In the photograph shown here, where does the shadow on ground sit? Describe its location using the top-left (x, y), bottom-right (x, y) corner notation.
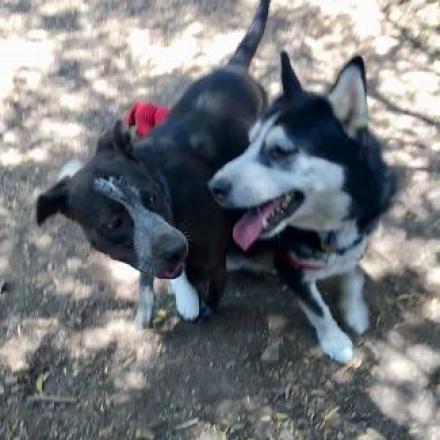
top-left (0, 0), bottom-right (439, 439)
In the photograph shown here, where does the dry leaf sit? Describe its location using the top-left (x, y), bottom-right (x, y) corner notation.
top-left (35, 372), bottom-right (49, 394)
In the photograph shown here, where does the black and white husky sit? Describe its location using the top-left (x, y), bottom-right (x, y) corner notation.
top-left (210, 52), bottom-right (397, 363)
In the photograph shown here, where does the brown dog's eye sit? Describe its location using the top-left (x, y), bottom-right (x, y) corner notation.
top-left (106, 216), bottom-right (123, 230)
top-left (141, 192), bottom-right (157, 207)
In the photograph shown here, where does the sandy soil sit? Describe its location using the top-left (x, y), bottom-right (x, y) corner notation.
top-left (0, 0), bottom-right (439, 438)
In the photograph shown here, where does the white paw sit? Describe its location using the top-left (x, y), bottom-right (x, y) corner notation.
top-left (175, 289), bottom-right (199, 321)
top-left (317, 327), bottom-right (353, 364)
top-left (172, 271), bottom-right (200, 321)
top-left (134, 306), bottom-right (153, 328)
top-left (344, 301), bottom-right (369, 334)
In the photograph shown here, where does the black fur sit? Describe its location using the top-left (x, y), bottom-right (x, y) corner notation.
top-left (36, 0), bottom-right (271, 317)
top-left (262, 92), bottom-right (397, 233)
top-left (229, 0), bottom-right (270, 67)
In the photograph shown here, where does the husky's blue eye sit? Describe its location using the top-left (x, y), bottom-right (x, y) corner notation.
top-left (269, 145), bottom-right (292, 161)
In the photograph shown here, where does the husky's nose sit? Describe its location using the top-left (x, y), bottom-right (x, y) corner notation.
top-left (209, 178), bottom-right (231, 203)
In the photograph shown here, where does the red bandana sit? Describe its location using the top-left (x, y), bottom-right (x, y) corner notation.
top-left (124, 101), bottom-right (170, 138)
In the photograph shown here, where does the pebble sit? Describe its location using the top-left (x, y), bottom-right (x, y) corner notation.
top-left (135, 429), bottom-right (155, 440)
top-left (267, 314), bottom-right (288, 334)
top-left (261, 340), bottom-right (281, 363)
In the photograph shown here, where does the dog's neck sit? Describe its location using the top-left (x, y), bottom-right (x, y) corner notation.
top-left (280, 220), bottom-right (365, 262)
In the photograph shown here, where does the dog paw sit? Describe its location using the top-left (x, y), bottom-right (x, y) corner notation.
top-left (176, 290), bottom-right (200, 322)
top-left (317, 327), bottom-right (353, 364)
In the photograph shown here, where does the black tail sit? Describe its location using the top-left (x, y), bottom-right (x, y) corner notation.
top-left (228, 0), bottom-right (271, 68)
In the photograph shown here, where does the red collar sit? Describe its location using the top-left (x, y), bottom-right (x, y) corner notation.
top-left (124, 101), bottom-right (170, 138)
top-left (276, 251), bottom-right (327, 271)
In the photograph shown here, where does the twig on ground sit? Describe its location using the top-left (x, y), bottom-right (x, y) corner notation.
top-left (26, 394), bottom-right (78, 404)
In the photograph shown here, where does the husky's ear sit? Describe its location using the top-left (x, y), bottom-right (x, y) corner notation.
top-left (280, 51), bottom-right (302, 97)
top-left (36, 178), bottom-right (70, 225)
top-left (328, 56), bottom-right (368, 137)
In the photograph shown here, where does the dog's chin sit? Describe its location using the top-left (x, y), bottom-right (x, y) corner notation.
top-left (137, 261), bottom-right (184, 280)
top-left (156, 261), bottom-right (185, 280)
top-left (232, 190), bottom-right (304, 251)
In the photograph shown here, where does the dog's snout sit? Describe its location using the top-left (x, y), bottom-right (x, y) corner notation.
top-left (155, 233), bottom-right (188, 265)
top-left (209, 178), bottom-right (231, 203)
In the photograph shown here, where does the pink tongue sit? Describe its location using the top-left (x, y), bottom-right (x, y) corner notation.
top-left (233, 199), bottom-right (280, 251)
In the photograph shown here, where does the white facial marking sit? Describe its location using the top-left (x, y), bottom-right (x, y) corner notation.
top-left (265, 125), bottom-right (294, 151)
top-left (215, 120), bottom-right (351, 230)
top-left (172, 271), bottom-right (200, 321)
top-left (248, 120), bottom-right (262, 142)
top-left (339, 269), bottom-right (369, 334)
top-left (300, 283), bottom-right (353, 364)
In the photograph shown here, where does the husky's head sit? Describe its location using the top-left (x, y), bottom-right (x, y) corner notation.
top-left (209, 52), bottom-right (396, 251)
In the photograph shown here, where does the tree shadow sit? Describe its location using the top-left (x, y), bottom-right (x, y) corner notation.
top-left (1, 0), bottom-right (439, 438)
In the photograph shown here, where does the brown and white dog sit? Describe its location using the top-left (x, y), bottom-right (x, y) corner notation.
top-left (36, 0), bottom-right (271, 326)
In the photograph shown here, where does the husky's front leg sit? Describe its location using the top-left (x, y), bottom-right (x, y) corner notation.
top-left (134, 272), bottom-right (155, 327)
top-left (339, 267), bottom-right (369, 334)
top-left (298, 282), bottom-right (353, 364)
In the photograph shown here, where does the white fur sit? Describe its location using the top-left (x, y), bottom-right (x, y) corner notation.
top-left (328, 64), bottom-right (368, 137)
top-left (212, 122), bottom-right (351, 231)
top-left (134, 283), bottom-right (155, 327)
top-left (172, 271), bottom-right (200, 321)
top-left (265, 125), bottom-right (295, 151)
top-left (300, 283), bottom-right (353, 364)
top-left (57, 159), bottom-right (84, 181)
top-left (339, 269), bottom-right (369, 334)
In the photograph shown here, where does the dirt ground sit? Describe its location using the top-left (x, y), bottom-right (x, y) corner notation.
top-left (0, 0), bottom-right (439, 439)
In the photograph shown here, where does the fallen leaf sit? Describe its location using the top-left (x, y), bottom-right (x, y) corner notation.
top-left (274, 412), bottom-right (289, 421)
top-left (35, 372), bottom-right (49, 394)
top-left (156, 308), bottom-right (168, 319)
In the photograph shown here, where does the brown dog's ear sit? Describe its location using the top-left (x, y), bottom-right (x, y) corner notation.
top-left (96, 120), bottom-right (134, 156)
top-left (36, 178), bottom-right (70, 225)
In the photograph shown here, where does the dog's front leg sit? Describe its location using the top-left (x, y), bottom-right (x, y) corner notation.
top-left (134, 272), bottom-right (155, 327)
top-left (171, 270), bottom-right (200, 321)
top-left (297, 281), bottom-right (354, 364)
top-left (338, 267), bottom-right (369, 334)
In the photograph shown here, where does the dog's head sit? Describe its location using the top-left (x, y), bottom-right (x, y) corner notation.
top-left (37, 121), bottom-right (188, 278)
top-left (210, 52), bottom-right (396, 251)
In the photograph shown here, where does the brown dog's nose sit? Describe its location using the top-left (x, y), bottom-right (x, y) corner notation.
top-left (209, 178), bottom-right (231, 203)
top-left (155, 233), bottom-right (188, 265)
